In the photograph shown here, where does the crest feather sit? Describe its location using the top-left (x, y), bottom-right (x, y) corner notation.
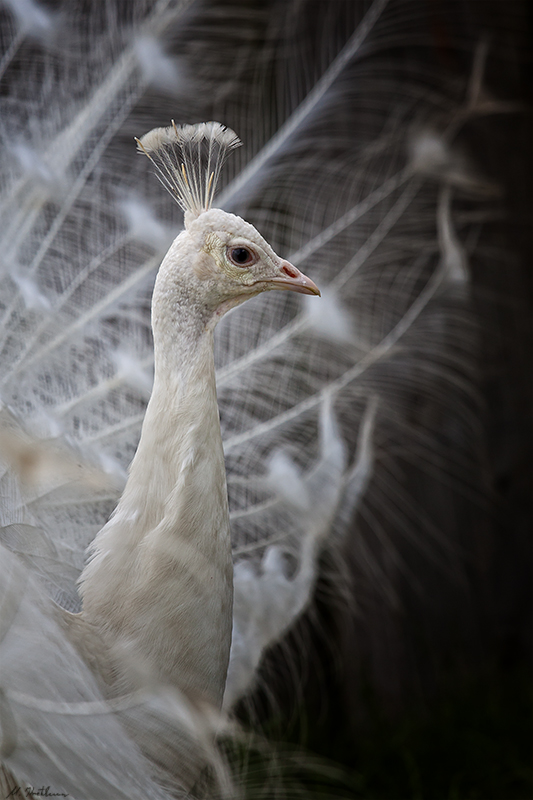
top-left (136, 121), bottom-right (241, 217)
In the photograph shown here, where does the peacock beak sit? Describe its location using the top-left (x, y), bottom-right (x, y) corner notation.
top-left (260, 260), bottom-right (321, 296)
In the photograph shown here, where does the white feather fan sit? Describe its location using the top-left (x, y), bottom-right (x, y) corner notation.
top-left (0, 0), bottom-right (526, 796)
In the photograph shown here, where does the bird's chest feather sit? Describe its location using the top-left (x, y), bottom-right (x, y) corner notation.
top-left (80, 374), bottom-right (233, 705)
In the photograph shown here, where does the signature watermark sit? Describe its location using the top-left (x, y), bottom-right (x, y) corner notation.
top-left (5, 788), bottom-right (69, 799)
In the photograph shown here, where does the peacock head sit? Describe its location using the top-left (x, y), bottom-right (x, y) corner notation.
top-left (137, 122), bottom-right (319, 323)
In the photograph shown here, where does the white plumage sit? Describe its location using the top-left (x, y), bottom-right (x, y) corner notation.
top-left (79, 124), bottom-right (320, 715)
top-left (0, 0), bottom-right (526, 797)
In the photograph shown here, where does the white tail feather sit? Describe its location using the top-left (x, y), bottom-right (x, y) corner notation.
top-left (0, 0), bottom-right (525, 796)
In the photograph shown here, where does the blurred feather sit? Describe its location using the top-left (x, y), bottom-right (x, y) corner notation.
top-left (0, 0), bottom-right (529, 796)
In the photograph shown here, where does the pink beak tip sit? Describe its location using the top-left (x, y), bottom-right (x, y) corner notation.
top-left (280, 262), bottom-right (321, 296)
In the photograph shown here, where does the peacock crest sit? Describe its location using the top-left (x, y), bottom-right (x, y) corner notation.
top-left (136, 121), bottom-right (241, 218)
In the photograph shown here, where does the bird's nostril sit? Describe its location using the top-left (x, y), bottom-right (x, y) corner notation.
top-left (281, 263), bottom-right (299, 279)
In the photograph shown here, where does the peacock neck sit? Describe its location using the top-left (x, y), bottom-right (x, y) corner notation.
top-left (79, 297), bottom-right (233, 707)
top-left (126, 322), bottom-right (220, 536)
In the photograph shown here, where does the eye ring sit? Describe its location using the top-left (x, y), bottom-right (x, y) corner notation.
top-left (227, 245), bottom-right (257, 268)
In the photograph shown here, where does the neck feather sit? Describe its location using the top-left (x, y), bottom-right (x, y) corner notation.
top-left (79, 297), bottom-right (233, 707)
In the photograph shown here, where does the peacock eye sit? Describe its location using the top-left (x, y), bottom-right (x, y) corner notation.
top-left (227, 246), bottom-right (257, 267)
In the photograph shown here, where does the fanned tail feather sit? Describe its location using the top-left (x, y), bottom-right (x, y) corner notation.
top-left (0, 0), bottom-right (528, 796)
